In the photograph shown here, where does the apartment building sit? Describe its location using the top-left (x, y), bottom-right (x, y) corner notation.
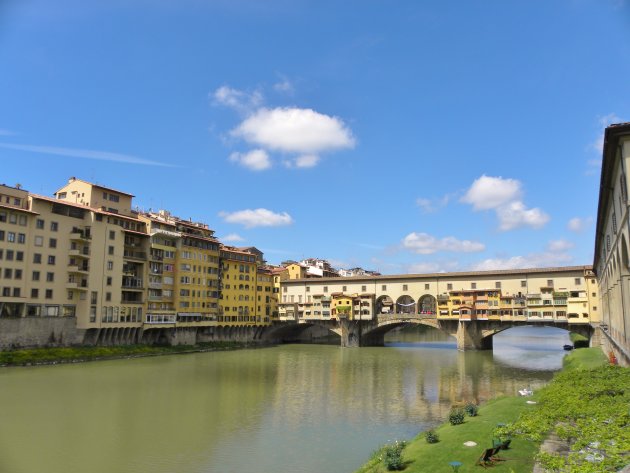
top-left (218, 245), bottom-right (259, 325)
top-left (594, 121), bottom-right (630, 364)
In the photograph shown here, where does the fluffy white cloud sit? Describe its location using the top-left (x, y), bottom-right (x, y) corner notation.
top-left (416, 194), bottom-right (452, 214)
top-left (461, 175), bottom-right (522, 210)
top-left (547, 239), bottom-right (574, 252)
top-left (568, 217), bottom-right (594, 233)
top-left (406, 261), bottom-right (460, 274)
top-left (232, 107), bottom-right (355, 155)
top-left (461, 175), bottom-right (549, 231)
top-left (229, 149), bottom-right (271, 171)
top-left (402, 232), bottom-right (485, 255)
top-left (212, 86), bottom-right (263, 114)
top-left (284, 154), bottom-right (320, 168)
top-left (219, 208), bottom-right (293, 228)
top-left (221, 233), bottom-right (245, 242)
top-left (496, 201), bottom-right (550, 231)
top-left (471, 250), bottom-right (573, 271)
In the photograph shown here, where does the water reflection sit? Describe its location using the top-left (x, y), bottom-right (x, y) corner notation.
top-left (0, 326), bottom-right (568, 473)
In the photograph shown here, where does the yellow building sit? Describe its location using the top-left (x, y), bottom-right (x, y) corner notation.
top-left (219, 246), bottom-right (258, 325)
top-left (331, 293), bottom-right (354, 319)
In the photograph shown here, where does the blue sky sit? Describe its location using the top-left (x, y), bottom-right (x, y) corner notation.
top-left (1, 0), bottom-right (629, 273)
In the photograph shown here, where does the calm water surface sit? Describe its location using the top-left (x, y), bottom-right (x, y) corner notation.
top-left (0, 326), bottom-right (570, 473)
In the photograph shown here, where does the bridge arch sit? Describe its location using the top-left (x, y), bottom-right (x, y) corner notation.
top-left (395, 295), bottom-right (416, 314)
top-left (475, 323), bottom-right (594, 350)
top-left (417, 294), bottom-right (436, 315)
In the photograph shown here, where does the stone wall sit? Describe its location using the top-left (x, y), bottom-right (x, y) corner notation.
top-left (0, 317), bottom-right (84, 350)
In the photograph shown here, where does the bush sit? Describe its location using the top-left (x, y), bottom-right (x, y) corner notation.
top-left (448, 408), bottom-right (465, 425)
top-left (425, 429), bottom-right (439, 444)
top-left (382, 440), bottom-right (406, 471)
top-left (464, 403), bottom-right (478, 417)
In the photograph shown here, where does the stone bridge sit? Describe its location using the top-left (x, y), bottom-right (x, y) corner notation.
top-left (262, 314), bottom-right (597, 350)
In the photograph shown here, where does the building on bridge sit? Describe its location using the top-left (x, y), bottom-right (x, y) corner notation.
top-left (594, 121), bottom-right (630, 365)
top-left (279, 266), bottom-right (598, 326)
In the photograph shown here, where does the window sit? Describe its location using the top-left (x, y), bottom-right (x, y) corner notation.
top-left (2, 287), bottom-right (9, 297)
top-left (402, 284), bottom-right (408, 291)
top-left (108, 246), bottom-right (114, 255)
top-left (447, 283), bottom-right (453, 290)
top-left (382, 285), bottom-right (387, 291)
top-left (67, 291), bottom-right (73, 301)
top-left (362, 285), bottom-right (367, 292)
top-left (12, 288), bottom-right (20, 297)
top-left (36, 219), bottom-right (44, 229)
top-left (49, 238), bottom-right (57, 248)
top-left (0, 230), bottom-right (3, 241)
top-left (4, 268), bottom-right (12, 278)
top-left (46, 272), bottom-right (54, 282)
top-left (33, 253), bottom-right (41, 264)
top-left (31, 288), bottom-right (39, 298)
top-left (343, 286), bottom-right (347, 292)
top-left (7, 232), bottom-right (15, 242)
top-left (16, 251), bottom-right (23, 261)
top-left (306, 286), bottom-right (310, 292)
top-left (6, 250), bottom-right (13, 260)
top-left (109, 230), bottom-right (115, 240)
top-left (471, 282), bottom-right (477, 289)
top-left (574, 278), bottom-right (581, 285)
top-left (50, 221), bottom-right (58, 231)
top-left (495, 282), bottom-right (501, 289)
top-left (106, 277), bottom-right (112, 286)
top-left (32, 271), bottom-right (40, 281)
top-left (48, 255), bottom-right (56, 265)
top-left (425, 283), bottom-right (430, 290)
top-left (45, 289), bottom-right (53, 299)
top-left (34, 236), bottom-right (43, 246)
top-left (17, 233), bottom-right (25, 243)
top-left (107, 261), bottom-right (113, 270)
top-left (105, 292), bottom-right (111, 302)
top-left (91, 291), bottom-right (98, 304)
top-left (521, 280), bottom-right (526, 288)
top-left (15, 269), bottom-right (22, 280)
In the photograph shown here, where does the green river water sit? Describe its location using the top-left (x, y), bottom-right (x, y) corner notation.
top-left (0, 326), bottom-right (570, 473)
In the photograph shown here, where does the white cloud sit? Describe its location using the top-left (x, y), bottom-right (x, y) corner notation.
top-left (212, 85), bottom-right (263, 114)
top-left (273, 77), bottom-right (294, 94)
top-left (232, 107), bottom-right (355, 156)
top-left (219, 208), bottom-right (293, 228)
top-left (461, 175), bottom-right (549, 231)
top-left (567, 217), bottom-right (594, 233)
top-left (229, 149), bottom-right (271, 171)
top-left (547, 239), bottom-right (574, 252)
top-left (495, 201), bottom-right (550, 231)
top-left (416, 194), bottom-right (452, 214)
top-left (406, 261), bottom-right (460, 274)
top-left (0, 142), bottom-right (173, 167)
top-left (284, 154), bottom-right (320, 168)
top-left (471, 249), bottom-right (573, 271)
top-left (461, 175), bottom-right (522, 210)
top-left (402, 232), bottom-right (485, 255)
top-left (221, 233), bottom-right (245, 243)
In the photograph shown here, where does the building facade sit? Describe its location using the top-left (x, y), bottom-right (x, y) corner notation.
top-left (593, 122), bottom-right (630, 365)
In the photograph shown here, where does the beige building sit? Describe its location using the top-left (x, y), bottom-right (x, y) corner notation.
top-left (281, 266), bottom-right (598, 326)
top-left (593, 121), bottom-right (630, 365)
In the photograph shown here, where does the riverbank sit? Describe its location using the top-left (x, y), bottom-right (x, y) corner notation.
top-left (0, 341), bottom-right (256, 367)
top-left (355, 347), bottom-right (621, 473)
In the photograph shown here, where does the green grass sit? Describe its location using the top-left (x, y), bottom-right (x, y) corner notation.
top-left (562, 347), bottom-right (608, 371)
top-left (569, 332), bottom-right (588, 344)
top-left (0, 341), bottom-right (247, 366)
top-left (357, 397), bottom-right (540, 473)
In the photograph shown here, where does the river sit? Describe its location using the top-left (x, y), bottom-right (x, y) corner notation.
top-left (0, 326), bottom-right (570, 473)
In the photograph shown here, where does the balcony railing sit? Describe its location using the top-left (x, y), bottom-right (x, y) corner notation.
top-left (145, 314), bottom-right (176, 324)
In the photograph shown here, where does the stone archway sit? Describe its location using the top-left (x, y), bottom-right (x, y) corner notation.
top-left (418, 294), bottom-right (437, 315)
top-left (376, 295), bottom-right (394, 314)
top-left (395, 295), bottom-right (416, 314)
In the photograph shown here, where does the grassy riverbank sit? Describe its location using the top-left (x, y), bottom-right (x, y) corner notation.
top-left (356, 347), bottom-right (621, 473)
top-left (0, 341), bottom-right (250, 367)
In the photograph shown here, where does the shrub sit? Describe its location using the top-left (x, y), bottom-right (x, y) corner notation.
top-left (449, 408), bottom-right (465, 425)
top-left (425, 429), bottom-right (439, 444)
top-left (381, 440), bottom-right (406, 471)
top-left (464, 403), bottom-right (478, 417)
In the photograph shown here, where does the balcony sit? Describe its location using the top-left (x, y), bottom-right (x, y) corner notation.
top-left (70, 229), bottom-right (91, 241)
top-left (69, 248), bottom-right (90, 258)
top-left (67, 264), bottom-right (89, 274)
top-left (122, 277), bottom-right (143, 290)
top-left (66, 280), bottom-right (88, 290)
top-left (148, 281), bottom-right (162, 289)
top-left (124, 250), bottom-right (147, 261)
